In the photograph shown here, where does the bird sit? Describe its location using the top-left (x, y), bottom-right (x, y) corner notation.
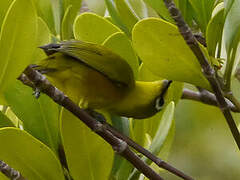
top-left (35, 40), bottom-right (172, 119)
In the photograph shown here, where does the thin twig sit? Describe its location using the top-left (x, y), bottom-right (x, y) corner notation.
top-left (0, 160), bottom-right (26, 180)
top-left (164, 0), bottom-right (240, 150)
top-left (182, 89), bottom-right (239, 112)
top-left (104, 123), bottom-right (194, 180)
top-left (19, 67), bottom-right (163, 180)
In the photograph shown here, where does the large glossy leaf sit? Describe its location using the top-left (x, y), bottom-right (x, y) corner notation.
top-left (206, 3), bottom-right (224, 57)
top-left (0, 111), bottom-right (15, 128)
top-left (0, 0), bottom-right (13, 30)
top-left (132, 18), bottom-right (210, 90)
top-left (61, 0), bottom-right (82, 40)
top-left (85, 0), bottom-right (106, 16)
top-left (0, 0), bottom-right (37, 102)
top-left (0, 128), bottom-right (65, 180)
top-left (32, 0), bottom-right (55, 34)
top-left (74, 12), bottom-right (121, 44)
top-left (61, 109), bottom-right (114, 180)
top-left (115, 0), bottom-right (139, 31)
top-left (32, 17), bottom-right (51, 64)
top-left (5, 81), bottom-right (60, 153)
top-left (103, 32), bottom-right (139, 79)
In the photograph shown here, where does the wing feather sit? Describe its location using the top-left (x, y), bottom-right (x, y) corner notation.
top-left (40, 40), bottom-right (135, 88)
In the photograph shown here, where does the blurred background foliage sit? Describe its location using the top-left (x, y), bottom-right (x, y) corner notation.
top-left (163, 82), bottom-right (240, 179)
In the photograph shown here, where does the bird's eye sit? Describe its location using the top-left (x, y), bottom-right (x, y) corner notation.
top-left (155, 97), bottom-right (165, 111)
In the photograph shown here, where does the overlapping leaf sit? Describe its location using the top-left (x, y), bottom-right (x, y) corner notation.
top-left (132, 18), bottom-right (210, 90)
top-left (0, 0), bottom-right (37, 103)
top-left (0, 128), bottom-right (65, 180)
top-left (61, 109), bottom-right (113, 180)
top-left (74, 12), bottom-right (121, 44)
top-left (5, 81), bottom-right (60, 153)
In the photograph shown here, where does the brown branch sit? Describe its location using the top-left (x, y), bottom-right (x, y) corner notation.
top-left (104, 124), bottom-right (194, 180)
top-left (0, 160), bottom-right (25, 180)
top-left (19, 67), bottom-right (163, 180)
top-left (164, 0), bottom-right (240, 150)
top-left (182, 89), bottom-right (239, 112)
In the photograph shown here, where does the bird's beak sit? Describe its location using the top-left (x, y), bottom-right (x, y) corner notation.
top-left (161, 80), bottom-right (172, 96)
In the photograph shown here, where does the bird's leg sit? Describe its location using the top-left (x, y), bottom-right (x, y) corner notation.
top-left (33, 88), bottom-right (41, 99)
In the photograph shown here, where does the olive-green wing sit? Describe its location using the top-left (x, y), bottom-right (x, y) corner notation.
top-left (40, 40), bottom-right (135, 88)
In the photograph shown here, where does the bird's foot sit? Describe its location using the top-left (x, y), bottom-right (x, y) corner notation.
top-left (85, 109), bottom-right (106, 123)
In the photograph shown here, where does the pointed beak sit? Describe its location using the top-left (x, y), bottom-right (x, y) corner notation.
top-left (161, 80), bottom-right (172, 96)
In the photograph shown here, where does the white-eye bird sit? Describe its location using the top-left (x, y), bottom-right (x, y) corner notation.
top-left (36, 40), bottom-right (172, 119)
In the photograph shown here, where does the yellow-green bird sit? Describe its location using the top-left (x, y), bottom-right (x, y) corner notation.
top-left (36, 40), bottom-right (171, 119)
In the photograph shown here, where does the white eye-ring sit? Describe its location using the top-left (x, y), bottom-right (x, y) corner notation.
top-left (155, 97), bottom-right (165, 111)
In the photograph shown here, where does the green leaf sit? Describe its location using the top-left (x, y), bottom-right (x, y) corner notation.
top-left (0, 0), bottom-right (37, 103)
top-left (105, 0), bottom-right (130, 35)
top-left (0, 0), bottom-right (14, 30)
top-left (130, 102), bottom-right (175, 178)
top-left (61, 0), bottom-right (82, 40)
top-left (188, 0), bottom-right (216, 34)
top-left (138, 63), bottom-right (163, 81)
top-left (85, 0), bottom-right (106, 16)
top-left (0, 172), bottom-right (9, 180)
top-left (50, 0), bottom-right (63, 35)
top-left (5, 81), bottom-right (60, 153)
top-left (132, 18), bottom-right (210, 90)
top-left (61, 109), bottom-right (114, 180)
top-left (174, 0), bottom-right (195, 26)
top-left (32, 17), bottom-right (51, 64)
top-left (63, 0), bottom-right (82, 13)
top-left (149, 119), bottom-right (175, 173)
top-left (32, 0), bottom-right (55, 34)
top-left (139, 63), bottom-right (183, 104)
top-left (115, 0), bottom-right (139, 31)
top-left (0, 111), bottom-right (15, 128)
top-left (128, 0), bottom-right (148, 19)
top-left (74, 12), bottom-right (121, 44)
top-left (103, 32), bottom-right (139, 79)
top-left (223, 0), bottom-right (240, 74)
top-left (206, 3), bottom-right (224, 57)
top-left (132, 110), bottom-right (164, 148)
top-left (109, 115), bottom-right (134, 180)
top-left (143, 0), bottom-right (173, 23)
top-left (147, 102), bottom-right (175, 160)
top-left (0, 128), bottom-right (65, 180)
top-left (61, 5), bottom-right (74, 40)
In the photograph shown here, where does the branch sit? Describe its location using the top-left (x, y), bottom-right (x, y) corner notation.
top-left (182, 89), bottom-right (239, 112)
top-left (0, 160), bottom-right (26, 180)
top-left (104, 124), bottom-right (194, 180)
top-left (19, 67), bottom-right (163, 180)
top-left (164, 0), bottom-right (240, 150)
